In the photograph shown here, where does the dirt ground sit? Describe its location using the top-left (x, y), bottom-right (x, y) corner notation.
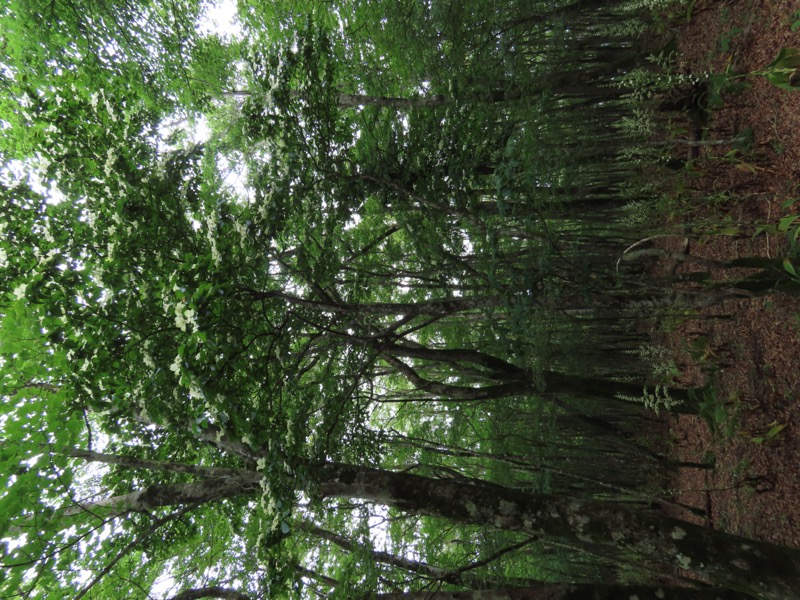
top-left (648, 0), bottom-right (800, 548)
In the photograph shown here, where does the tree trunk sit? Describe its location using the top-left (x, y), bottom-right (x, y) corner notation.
top-left (313, 462), bottom-right (800, 600)
top-left (371, 586), bottom-right (753, 600)
top-left (379, 352), bottom-right (699, 414)
top-left (59, 449), bottom-right (800, 600)
top-left (239, 286), bottom-right (505, 318)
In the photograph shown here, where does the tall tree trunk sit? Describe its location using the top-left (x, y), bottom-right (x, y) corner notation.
top-left (379, 352), bottom-right (699, 414)
top-left (313, 462), bottom-right (800, 600)
top-left (58, 449), bottom-right (800, 600)
top-left (371, 586), bottom-right (753, 600)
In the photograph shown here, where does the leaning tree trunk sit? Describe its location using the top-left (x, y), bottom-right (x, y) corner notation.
top-left (313, 462), bottom-right (800, 600)
top-left (371, 586), bottom-right (753, 600)
top-left (57, 447), bottom-right (800, 600)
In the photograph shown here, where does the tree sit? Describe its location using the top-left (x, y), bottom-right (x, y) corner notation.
top-left (2, 0), bottom-right (799, 598)
top-left (6, 444), bottom-right (800, 599)
top-left (371, 587), bottom-right (754, 600)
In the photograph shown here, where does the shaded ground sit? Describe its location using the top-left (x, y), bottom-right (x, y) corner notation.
top-left (649, 0), bottom-right (800, 548)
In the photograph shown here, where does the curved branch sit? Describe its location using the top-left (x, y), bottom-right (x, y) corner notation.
top-left (61, 477), bottom-right (260, 518)
top-left (74, 505), bottom-right (195, 600)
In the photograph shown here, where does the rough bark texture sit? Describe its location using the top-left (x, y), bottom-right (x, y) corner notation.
top-left (60, 447), bottom-right (800, 599)
top-left (373, 586), bottom-right (753, 600)
top-left (315, 462), bottom-right (800, 600)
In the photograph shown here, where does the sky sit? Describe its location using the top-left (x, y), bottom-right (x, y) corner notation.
top-left (198, 0), bottom-right (242, 39)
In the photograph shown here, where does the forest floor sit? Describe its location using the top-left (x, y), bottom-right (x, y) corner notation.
top-left (649, 0), bottom-right (800, 548)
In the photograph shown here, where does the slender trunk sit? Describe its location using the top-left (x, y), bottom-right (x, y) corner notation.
top-left (60, 475), bottom-right (260, 517)
top-left (239, 286), bottom-right (505, 317)
top-left (378, 352), bottom-right (699, 414)
top-left (297, 520), bottom-right (536, 588)
top-left (58, 447), bottom-right (248, 479)
top-left (228, 88), bottom-right (537, 109)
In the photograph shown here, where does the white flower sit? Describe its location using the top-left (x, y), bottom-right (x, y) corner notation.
top-left (12, 283), bottom-right (27, 299)
top-left (104, 147), bottom-right (116, 178)
top-left (174, 300), bottom-right (188, 331)
top-left (142, 350), bottom-right (156, 370)
top-left (104, 96), bottom-right (117, 121)
top-left (42, 225), bottom-right (55, 244)
top-left (169, 355), bottom-right (182, 375)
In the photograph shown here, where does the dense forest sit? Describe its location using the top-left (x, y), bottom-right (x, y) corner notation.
top-left (2, 0), bottom-right (800, 598)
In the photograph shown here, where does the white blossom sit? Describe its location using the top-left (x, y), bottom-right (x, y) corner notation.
top-left (42, 225), bottom-right (55, 244)
top-left (12, 283), bottom-right (27, 300)
top-left (103, 147), bottom-right (116, 178)
top-left (173, 299), bottom-right (196, 332)
top-left (205, 211), bottom-right (222, 266)
top-left (104, 96), bottom-right (117, 122)
top-left (142, 349), bottom-right (156, 370)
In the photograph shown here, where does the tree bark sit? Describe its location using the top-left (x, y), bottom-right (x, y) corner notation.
top-left (56, 450), bottom-right (800, 600)
top-left (313, 462), bottom-right (800, 600)
top-left (371, 586), bottom-right (753, 600)
top-left (378, 352), bottom-right (699, 413)
top-left (61, 476), bottom-right (260, 517)
top-left (239, 286), bottom-right (505, 317)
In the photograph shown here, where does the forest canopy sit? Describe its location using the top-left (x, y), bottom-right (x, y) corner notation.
top-left (2, 1), bottom-right (800, 599)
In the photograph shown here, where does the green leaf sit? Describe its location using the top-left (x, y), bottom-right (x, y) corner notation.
top-left (763, 48), bottom-right (800, 91)
top-left (766, 423), bottom-right (787, 439)
top-left (783, 257), bottom-right (798, 277)
top-left (765, 70), bottom-right (800, 91)
top-left (778, 215), bottom-right (799, 232)
top-left (767, 47), bottom-right (800, 70)
top-left (752, 224), bottom-right (776, 237)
